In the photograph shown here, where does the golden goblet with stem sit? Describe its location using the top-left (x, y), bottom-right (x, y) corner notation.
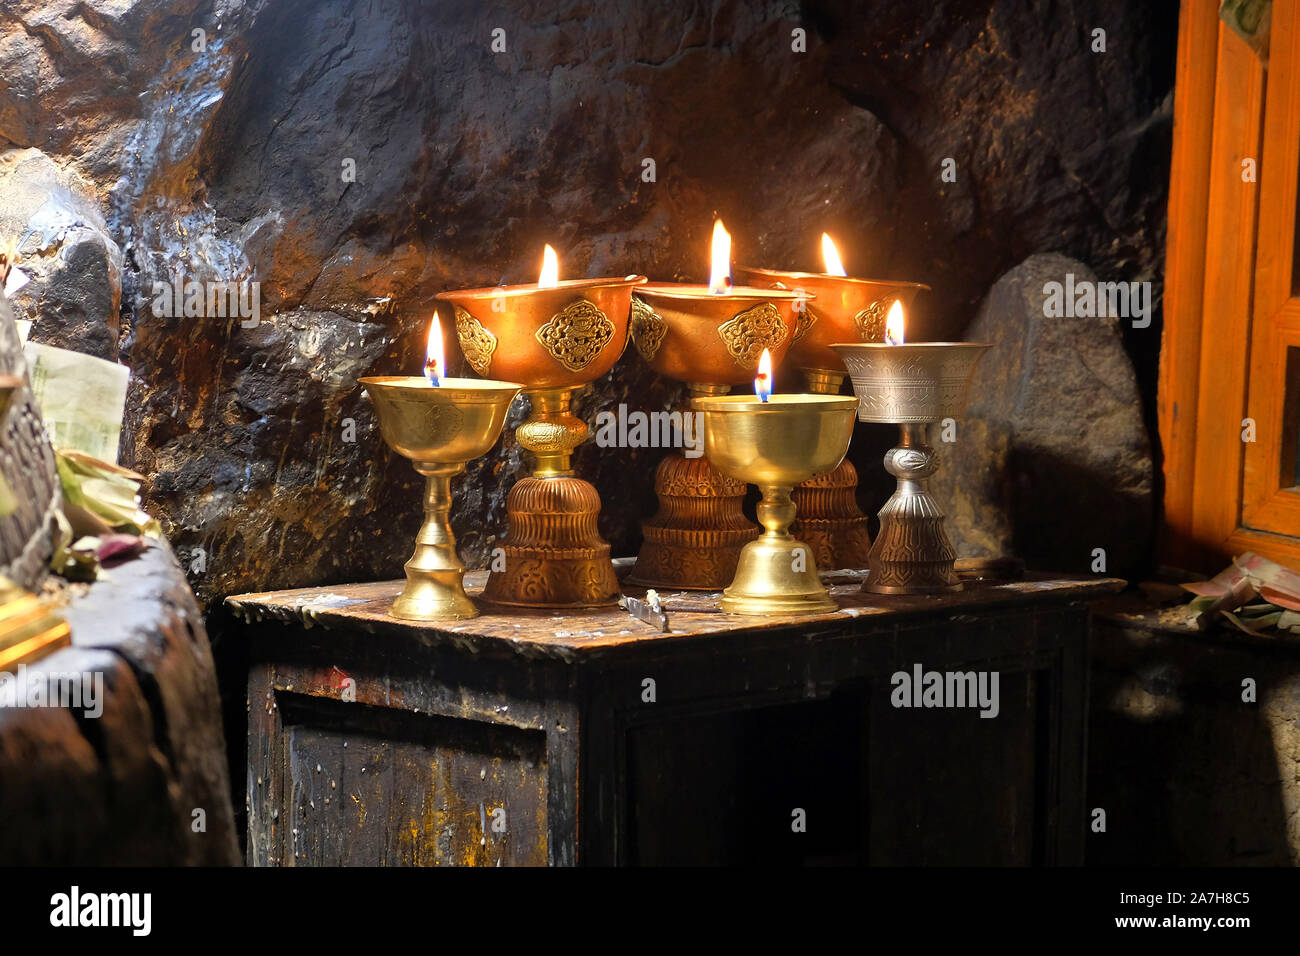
top-left (735, 262), bottom-right (929, 570)
top-left (360, 376), bottom-right (521, 620)
top-left (692, 394), bottom-right (858, 614)
top-left (624, 283), bottom-right (804, 590)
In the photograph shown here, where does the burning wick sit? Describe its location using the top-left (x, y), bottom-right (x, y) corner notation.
top-left (708, 219), bottom-right (732, 295)
top-left (755, 348), bottom-right (773, 403)
top-left (821, 233), bottom-right (848, 277)
top-left (884, 300), bottom-right (905, 346)
top-left (425, 314), bottom-right (445, 386)
top-left (539, 244), bottom-right (559, 288)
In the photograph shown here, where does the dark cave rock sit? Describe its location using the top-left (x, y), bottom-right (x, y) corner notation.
top-left (0, 0), bottom-right (1175, 606)
top-left (0, 148), bottom-right (124, 359)
top-left (929, 253), bottom-right (1154, 577)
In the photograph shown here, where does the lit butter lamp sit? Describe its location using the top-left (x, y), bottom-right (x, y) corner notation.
top-left (693, 350), bottom-right (857, 614)
top-left (436, 248), bottom-right (646, 608)
top-left (627, 220), bottom-right (807, 590)
top-left (735, 234), bottom-right (929, 570)
top-left (832, 304), bottom-right (989, 594)
top-left (360, 317), bottom-right (521, 620)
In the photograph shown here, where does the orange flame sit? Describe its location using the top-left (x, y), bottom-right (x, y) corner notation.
top-left (708, 219), bottom-right (732, 295)
top-left (425, 314), bottom-right (445, 385)
top-left (539, 244), bottom-right (559, 288)
top-left (884, 300), bottom-right (905, 346)
top-left (821, 233), bottom-right (847, 277)
top-left (755, 348), bottom-right (773, 402)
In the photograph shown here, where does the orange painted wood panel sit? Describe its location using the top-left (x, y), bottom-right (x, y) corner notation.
top-left (1160, 0), bottom-right (1223, 562)
top-left (1187, 21), bottom-right (1265, 558)
top-left (1243, 0), bottom-right (1300, 545)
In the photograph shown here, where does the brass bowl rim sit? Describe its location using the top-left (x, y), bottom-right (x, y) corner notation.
top-left (637, 282), bottom-right (812, 302)
top-left (691, 394), bottom-right (860, 412)
top-left (434, 275), bottom-right (647, 301)
top-left (359, 375), bottom-right (524, 397)
top-left (735, 266), bottom-right (931, 293)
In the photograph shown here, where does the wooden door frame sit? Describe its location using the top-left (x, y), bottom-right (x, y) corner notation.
top-left (1241, 2), bottom-right (1300, 552)
top-left (1160, 0), bottom-right (1300, 569)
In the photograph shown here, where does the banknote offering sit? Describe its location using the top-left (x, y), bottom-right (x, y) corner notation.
top-left (1182, 551), bottom-right (1300, 633)
top-left (22, 340), bottom-right (128, 464)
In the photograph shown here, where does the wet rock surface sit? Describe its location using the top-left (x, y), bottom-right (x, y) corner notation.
top-left (0, 148), bottom-right (124, 359)
top-left (0, 0), bottom-right (215, 183)
top-left (0, 0), bottom-right (1176, 605)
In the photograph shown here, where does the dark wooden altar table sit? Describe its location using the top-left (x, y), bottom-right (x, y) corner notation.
top-left (230, 568), bottom-right (1121, 866)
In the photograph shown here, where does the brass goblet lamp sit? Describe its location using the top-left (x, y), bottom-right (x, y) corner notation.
top-left (692, 392), bottom-right (857, 614)
top-left (735, 233), bottom-right (928, 570)
top-left (361, 346), bottom-right (521, 620)
top-left (625, 220), bottom-right (805, 590)
top-left (437, 246), bottom-right (645, 608)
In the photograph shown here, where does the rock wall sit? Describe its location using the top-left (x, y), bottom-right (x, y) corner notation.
top-left (932, 254), bottom-right (1154, 577)
top-left (0, 0), bottom-right (1176, 602)
top-left (0, 148), bottom-right (123, 359)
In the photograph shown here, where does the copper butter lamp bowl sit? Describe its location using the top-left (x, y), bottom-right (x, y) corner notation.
top-left (629, 284), bottom-right (804, 385)
top-left (831, 342), bottom-right (990, 594)
top-left (437, 275), bottom-right (646, 608)
top-left (625, 283), bottom-right (806, 590)
top-left (735, 266), bottom-right (930, 571)
top-left (440, 277), bottom-right (642, 389)
top-left (734, 268), bottom-right (930, 382)
top-left (359, 376), bottom-right (522, 620)
top-left (692, 393), bottom-right (857, 615)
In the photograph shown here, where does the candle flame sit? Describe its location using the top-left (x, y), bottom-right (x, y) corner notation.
top-left (708, 219), bottom-right (732, 295)
top-left (821, 233), bottom-right (847, 277)
top-left (755, 347), bottom-right (773, 402)
top-left (425, 314), bottom-right (445, 386)
top-left (539, 244), bottom-right (559, 288)
top-left (884, 300), bottom-right (905, 346)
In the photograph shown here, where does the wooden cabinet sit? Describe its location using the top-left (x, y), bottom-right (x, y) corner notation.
top-left (235, 575), bottom-right (1117, 865)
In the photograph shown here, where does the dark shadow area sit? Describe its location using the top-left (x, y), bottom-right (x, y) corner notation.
top-left (1088, 619), bottom-right (1299, 865)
